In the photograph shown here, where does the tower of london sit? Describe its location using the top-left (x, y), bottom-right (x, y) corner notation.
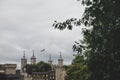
top-left (21, 51), bottom-right (66, 80)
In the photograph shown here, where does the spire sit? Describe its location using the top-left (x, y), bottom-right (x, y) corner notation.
top-left (31, 50), bottom-right (36, 64)
top-left (49, 53), bottom-right (51, 60)
top-left (48, 53), bottom-right (52, 65)
top-left (58, 51), bottom-right (63, 67)
top-left (32, 50), bottom-right (35, 57)
top-left (59, 51), bottom-right (62, 59)
top-left (22, 51), bottom-right (26, 60)
top-left (31, 50), bottom-right (36, 59)
top-left (23, 51), bottom-right (25, 57)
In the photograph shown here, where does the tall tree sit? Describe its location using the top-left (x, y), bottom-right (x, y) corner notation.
top-left (65, 54), bottom-right (90, 80)
top-left (53, 0), bottom-right (120, 80)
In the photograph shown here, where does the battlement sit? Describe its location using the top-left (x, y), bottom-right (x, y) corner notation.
top-left (4, 64), bottom-right (17, 68)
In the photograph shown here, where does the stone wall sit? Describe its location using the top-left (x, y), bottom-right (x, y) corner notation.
top-left (4, 64), bottom-right (17, 74)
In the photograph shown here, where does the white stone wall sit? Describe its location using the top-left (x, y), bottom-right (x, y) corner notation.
top-left (55, 67), bottom-right (66, 80)
top-left (5, 68), bottom-right (16, 74)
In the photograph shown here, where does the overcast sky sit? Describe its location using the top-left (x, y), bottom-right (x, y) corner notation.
top-left (0, 0), bottom-right (84, 69)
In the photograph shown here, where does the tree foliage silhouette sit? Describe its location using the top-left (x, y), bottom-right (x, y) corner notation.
top-left (53, 0), bottom-right (120, 80)
top-left (24, 61), bottom-right (51, 74)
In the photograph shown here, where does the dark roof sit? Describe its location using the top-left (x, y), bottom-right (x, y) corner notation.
top-left (6, 74), bottom-right (23, 78)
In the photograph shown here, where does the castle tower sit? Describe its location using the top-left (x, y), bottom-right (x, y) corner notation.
top-left (48, 54), bottom-right (52, 65)
top-left (31, 50), bottom-right (36, 64)
top-left (21, 51), bottom-right (27, 72)
top-left (55, 52), bottom-right (66, 80)
top-left (58, 52), bottom-right (63, 67)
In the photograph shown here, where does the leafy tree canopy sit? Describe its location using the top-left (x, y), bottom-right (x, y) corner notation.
top-left (65, 55), bottom-right (90, 80)
top-left (24, 61), bottom-right (51, 74)
top-left (53, 0), bottom-right (120, 80)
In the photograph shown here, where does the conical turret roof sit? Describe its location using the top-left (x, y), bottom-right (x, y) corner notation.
top-left (31, 50), bottom-right (36, 59)
top-left (21, 51), bottom-right (27, 60)
top-left (58, 52), bottom-right (63, 60)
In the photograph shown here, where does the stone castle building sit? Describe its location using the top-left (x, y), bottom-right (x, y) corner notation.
top-left (0, 64), bottom-right (23, 80)
top-left (0, 64), bottom-right (17, 74)
top-left (21, 51), bottom-right (66, 80)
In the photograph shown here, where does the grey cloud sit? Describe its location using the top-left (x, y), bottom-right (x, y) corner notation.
top-left (0, 0), bottom-right (84, 68)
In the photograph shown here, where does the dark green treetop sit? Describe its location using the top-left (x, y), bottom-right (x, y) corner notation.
top-left (53, 0), bottom-right (120, 80)
top-left (24, 61), bottom-right (51, 74)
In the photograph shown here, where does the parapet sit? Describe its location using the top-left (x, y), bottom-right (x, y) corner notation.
top-left (4, 64), bottom-right (17, 68)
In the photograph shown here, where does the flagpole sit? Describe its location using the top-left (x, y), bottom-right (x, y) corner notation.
top-left (44, 50), bottom-right (48, 63)
top-left (40, 49), bottom-right (46, 62)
